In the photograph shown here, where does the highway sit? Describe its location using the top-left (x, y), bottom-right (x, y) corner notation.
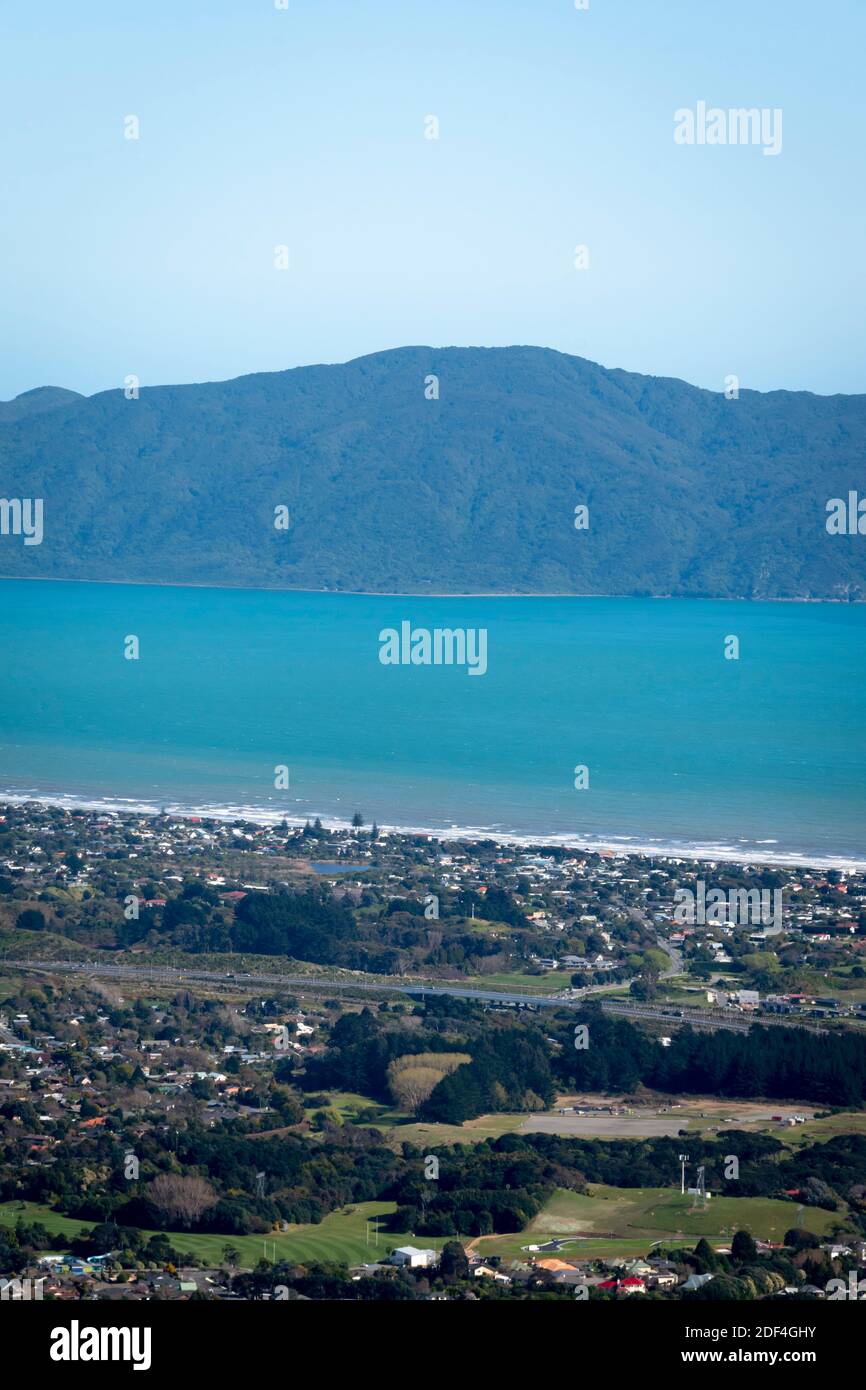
top-left (0, 957), bottom-right (597, 1009)
top-left (0, 957), bottom-right (831, 1033)
top-left (601, 1000), bottom-right (826, 1036)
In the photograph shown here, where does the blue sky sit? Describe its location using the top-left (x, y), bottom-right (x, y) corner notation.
top-left (2, 0), bottom-right (864, 397)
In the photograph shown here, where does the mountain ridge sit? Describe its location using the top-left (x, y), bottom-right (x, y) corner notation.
top-left (0, 346), bottom-right (863, 599)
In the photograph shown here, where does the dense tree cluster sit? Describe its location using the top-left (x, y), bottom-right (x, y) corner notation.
top-left (557, 1009), bottom-right (866, 1108)
top-left (419, 1029), bottom-right (555, 1123)
top-left (387, 1133), bottom-right (585, 1236)
top-left (3, 1102), bottom-right (864, 1247)
top-left (297, 1008), bottom-right (467, 1101)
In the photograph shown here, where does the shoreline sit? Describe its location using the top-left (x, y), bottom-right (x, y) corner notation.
top-left (0, 574), bottom-right (860, 603)
top-left (3, 789), bottom-right (863, 873)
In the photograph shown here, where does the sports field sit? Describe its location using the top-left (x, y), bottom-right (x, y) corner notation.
top-left (470, 1185), bottom-right (841, 1261)
top-left (0, 1199), bottom-right (446, 1269)
top-left (0, 1178), bottom-right (843, 1270)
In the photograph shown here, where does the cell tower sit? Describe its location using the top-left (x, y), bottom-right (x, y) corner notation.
top-left (693, 1164), bottom-right (708, 1209)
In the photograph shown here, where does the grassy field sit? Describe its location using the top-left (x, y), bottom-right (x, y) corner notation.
top-left (301, 1092), bottom-right (529, 1149)
top-left (396, 1094), bottom-right (841, 1146)
top-left (657, 986), bottom-right (716, 1008)
top-left (337, 1089), bottom-right (865, 1148)
top-left (389, 1113), bottom-right (527, 1148)
top-left (0, 1199), bottom-right (448, 1269)
top-left (9, 1184), bottom-right (832, 1270)
top-left (780, 1109), bottom-right (866, 1147)
top-left (472, 1184), bottom-right (842, 1261)
top-left (461, 970), bottom-right (575, 994)
top-left (0, 1176), bottom-right (846, 1271)
top-left (308, 1091), bottom-right (406, 1129)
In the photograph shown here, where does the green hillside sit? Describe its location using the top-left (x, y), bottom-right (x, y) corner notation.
top-left (1, 346), bottom-right (864, 598)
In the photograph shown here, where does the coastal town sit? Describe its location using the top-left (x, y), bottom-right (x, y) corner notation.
top-left (1, 800), bottom-right (865, 1302)
top-left (1, 800), bottom-right (864, 1017)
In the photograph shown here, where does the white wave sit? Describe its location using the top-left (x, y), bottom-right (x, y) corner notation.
top-left (1, 786), bottom-right (864, 872)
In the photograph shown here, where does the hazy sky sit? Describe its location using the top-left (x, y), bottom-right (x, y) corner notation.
top-left (2, 0), bottom-right (864, 398)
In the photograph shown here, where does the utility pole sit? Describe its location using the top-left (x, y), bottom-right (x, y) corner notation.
top-left (678, 1153), bottom-right (689, 1196)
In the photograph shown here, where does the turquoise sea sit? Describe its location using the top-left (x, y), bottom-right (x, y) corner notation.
top-left (0, 579), bottom-right (864, 867)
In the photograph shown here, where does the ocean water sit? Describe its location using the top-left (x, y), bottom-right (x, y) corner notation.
top-left (0, 579), bottom-right (864, 868)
